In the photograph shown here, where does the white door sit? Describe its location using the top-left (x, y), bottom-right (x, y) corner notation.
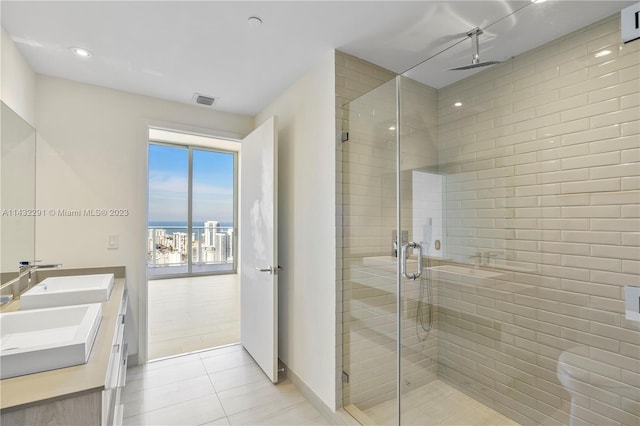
top-left (240, 116), bottom-right (279, 382)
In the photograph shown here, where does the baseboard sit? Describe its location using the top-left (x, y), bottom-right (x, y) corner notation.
top-left (283, 363), bottom-right (360, 425)
top-left (344, 404), bottom-right (376, 426)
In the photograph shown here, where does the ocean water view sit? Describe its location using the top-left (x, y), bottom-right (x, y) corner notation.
top-left (148, 221), bottom-right (234, 234)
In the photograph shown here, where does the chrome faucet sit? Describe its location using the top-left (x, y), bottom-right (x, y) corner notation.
top-left (467, 252), bottom-right (482, 269)
top-left (484, 251), bottom-right (500, 265)
top-left (18, 261), bottom-right (62, 293)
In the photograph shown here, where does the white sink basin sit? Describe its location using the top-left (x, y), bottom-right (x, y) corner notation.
top-left (20, 274), bottom-right (114, 310)
top-left (0, 303), bottom-right (102, 379)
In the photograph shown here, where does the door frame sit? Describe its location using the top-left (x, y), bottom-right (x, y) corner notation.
top-left (141, 122), bottom-right (244, 364)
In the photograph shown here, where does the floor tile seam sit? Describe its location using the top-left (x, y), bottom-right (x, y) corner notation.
top-left (200, 355), bottom-right (251, 366)
top-left (121, 377), bottom-right (212, 397)
top-left (221, 388), bottom-right (309, 418)
top-left (127, 360), bottom-right (206, 382)
top-left (204, 361), bottom-right (231, 420)
top-left (125, 364), bottom-right (204, 380)
top-left (203, 363), bottom-right (255, 375)
top-left (201, 355), bottom-right (254, 368)
top-left (123, 402), bottom-right (227, 426)
top-left (122, 386), bottom-right (219, 420)
top-left (196, 415), bottom-right (230, 426)
top-left (225, 399), bottom-right (322, 425)
top-left (205, 373), bottom-right (266, 393)
top-left (121, 374), bottom-right (216, 406)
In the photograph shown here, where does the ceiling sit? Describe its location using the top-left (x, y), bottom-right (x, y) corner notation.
top-left (1, 1), bottom-right (634, 116)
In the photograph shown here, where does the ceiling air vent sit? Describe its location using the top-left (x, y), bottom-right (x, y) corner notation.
top-left (192, 93), bottom-right (216, 107)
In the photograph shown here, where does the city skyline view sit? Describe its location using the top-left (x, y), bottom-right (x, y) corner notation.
top-left (147, 220), bottom-right (234, 272)
top-left (147, 143), bottom-right (236, 274)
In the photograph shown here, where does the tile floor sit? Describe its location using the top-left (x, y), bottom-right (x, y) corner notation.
top-left (123, 344), bottom-right (331, 426)
top-left (362, 379), bottom-right (519, 426)
top-left (148, 274), bottom-right (240, 360)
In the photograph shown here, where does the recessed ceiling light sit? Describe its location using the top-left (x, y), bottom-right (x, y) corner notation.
top-left (248, 16), bottom-right (262, 26)
top-left (71, 47), bottom-right (92, 57)
top-left (454, 102), bottom-right (463, 107)
top-left (389, 126), bottom-right (396, 131)
top-left (595, 50), bottom-right (612, 58)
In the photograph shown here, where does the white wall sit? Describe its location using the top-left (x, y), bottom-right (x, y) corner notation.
top-left (255, 53), bottom-right (337, 410)
top-left (34, 75), bottom-right (254, 360)
top-left (0, 27), bottom-right (36, 126)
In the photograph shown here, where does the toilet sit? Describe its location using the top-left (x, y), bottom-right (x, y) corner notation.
top-left (557, 346), bottom-right (633, 426)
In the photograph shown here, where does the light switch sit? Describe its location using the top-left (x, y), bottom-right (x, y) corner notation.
top-left (107, 235), bottom-right (119, 250)
top-left (624, 286), bottom-right (640, 322)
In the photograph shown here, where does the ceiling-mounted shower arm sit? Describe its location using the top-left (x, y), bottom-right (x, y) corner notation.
top-left (449, 26), bottom-right (501, 71)
top-left (468, 27), bottom-right (483, 65)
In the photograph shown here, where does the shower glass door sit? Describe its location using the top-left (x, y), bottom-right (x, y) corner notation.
top-left (341, 77), bottom-right (400, 423)
top-left (397, 76), bottom-right (443, 424)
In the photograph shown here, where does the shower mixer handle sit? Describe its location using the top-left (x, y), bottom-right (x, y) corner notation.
top-left (401, 242), bottom-right (424, 281)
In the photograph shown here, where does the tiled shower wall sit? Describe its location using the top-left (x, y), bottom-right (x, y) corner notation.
top-left (436, 14), bottom-right (639, 425)
top-left (335, 51), bottom-right (396, 409)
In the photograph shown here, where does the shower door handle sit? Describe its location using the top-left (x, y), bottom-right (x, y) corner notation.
top-left (401, 242), bottom-right (423, 281)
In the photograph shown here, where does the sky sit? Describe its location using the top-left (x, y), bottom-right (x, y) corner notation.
top-left (148, 144), bottom-right (234, 224)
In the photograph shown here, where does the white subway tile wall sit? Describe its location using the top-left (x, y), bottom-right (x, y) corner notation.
top-left (338, 13), bottom-right (639, 426)
top-left (439, 14), bottom-right (639, 426)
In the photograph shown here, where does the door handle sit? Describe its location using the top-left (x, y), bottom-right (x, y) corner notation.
top-left (256, 265), bottom-right (283, 275)
top-left (401, 242), bottom-right (423, 280)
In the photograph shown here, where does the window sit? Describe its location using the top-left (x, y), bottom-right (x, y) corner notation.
top-left (147, 132), bottom-right (238, 278)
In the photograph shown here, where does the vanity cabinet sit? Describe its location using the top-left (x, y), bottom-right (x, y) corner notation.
top-left (103, 288), bottom-right (128, 426)
top-left (0, 272), bottom-right (129, 426)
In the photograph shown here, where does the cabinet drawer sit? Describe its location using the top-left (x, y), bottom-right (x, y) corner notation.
top-left (113, 403), bottom-right (124, 426)
top-left (118, 343), bottom-right (128, 388)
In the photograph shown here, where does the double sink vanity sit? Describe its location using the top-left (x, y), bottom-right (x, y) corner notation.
top-left (0, 267), bottom-right (128, 426)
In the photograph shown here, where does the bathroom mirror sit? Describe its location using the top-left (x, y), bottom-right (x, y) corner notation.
top-left (1, 101), bottom-right (36, 284)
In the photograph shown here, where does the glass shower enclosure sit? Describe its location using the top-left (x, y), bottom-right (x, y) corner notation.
top-left (341, 14), bottom-right (639, 425)
top-left (341, 75), bottom-right (452, 426)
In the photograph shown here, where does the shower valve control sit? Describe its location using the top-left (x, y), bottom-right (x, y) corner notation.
top-left (392, 230), bottom-right (408, 257)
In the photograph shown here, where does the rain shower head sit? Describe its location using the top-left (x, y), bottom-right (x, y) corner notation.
top-left (449, 27), bottom-right (502, 71)
top-left (450, 60), bottom-right (502, 70)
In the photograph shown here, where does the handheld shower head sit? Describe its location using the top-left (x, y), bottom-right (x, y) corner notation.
top-left (449, 27), bottom-right (502, 71)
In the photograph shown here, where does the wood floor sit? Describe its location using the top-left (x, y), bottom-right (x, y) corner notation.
top-left (148, 274), bottom-right (240, 360)
top-left (363, 379), bottom-right (520, 426)
top-left (123, 344), bottom-right (330, 425)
